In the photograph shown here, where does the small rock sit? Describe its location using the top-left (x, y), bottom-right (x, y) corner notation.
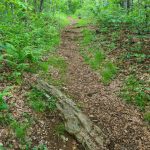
top-left (60, 135), bottom-right (68, 142)
top-left (0, 143), bottom-right (3, 146)
top-left (89, 114), bottom-right (94, 118)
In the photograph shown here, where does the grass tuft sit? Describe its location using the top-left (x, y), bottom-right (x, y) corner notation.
top-left (144, 112), bottom-right (150, 123)
top-left (101, 62), bottom-right (118, 84)
top-left (121, 75), bottom-right (150, 110)
top-left (27, 89), bottom-right (57, 112)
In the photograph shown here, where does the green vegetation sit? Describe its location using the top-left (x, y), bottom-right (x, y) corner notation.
top-left (77, 0), bottom-right (149, 33)
top-left (101, 62), bottom-right (118, 84)
top-left (82, 29), bottom-right (96, 45)
top-left (46, 55), bottom-right (67, 85)
top-left (11, 120), bottom-right (29, 140)
top-left (77, 0), bottom-right (149, 59)
top-left (89, 50), bottom-right (105, 70)
top-left (0, 112), bottom-right (13, 126)
top-left (78, 0), bottom-right (149, 116)
top-left (0, 0), bottom-right (72, 148)
top-left (75, 18), bottom-right (90, 27)
top-left (0, 144), bottom-right (6, 150)
top-left (25, 142), bottom-right (48, 150)
top-left (121, 75), bottom-right (150, 110)
top-left (144, 112), bottom-right (150, 123)
top-left (0, 0), bottom-right (150, 148)
top-left (0, 0), bottom-right (70, 84)
top-left (80, 29), bottom-right (118, 84)
top-left (32, 144), bottom-right (48, 150)
top-left (0, 90), bottom-right (9, 111)
top-left (0, 112), bottom-right (31, 143)
top-left (27, 89), bottom-right (56, 112)
top-left (55, 123), bottom-right (66, 136)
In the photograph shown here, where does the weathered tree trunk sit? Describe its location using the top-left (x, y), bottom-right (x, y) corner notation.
top-left (39, 0), bottom-right (44, 12)
top-left (35, 80), bottom-right (108, 150)
top-left (144, 4), bottom-right (149, 30)
top-left (5, 2), bottom-right (8, 15)
top-left (34, 0), bottom-right (37, 13)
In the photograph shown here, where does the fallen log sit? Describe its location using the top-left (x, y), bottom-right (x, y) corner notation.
top-left (35, 79), bottom-right (108, 150)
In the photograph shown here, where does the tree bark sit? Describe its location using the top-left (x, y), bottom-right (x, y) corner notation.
top-left (34, 0), bottom-right (37, 13)
top-left (39, 0), bottom-right (44, 12)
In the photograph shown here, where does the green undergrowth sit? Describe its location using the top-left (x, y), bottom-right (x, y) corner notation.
top-left (101, 62), bottom-right (118, 84)
top-left (79, 15), bottom-right (150, 123)
top-left (144, 112), bottom-right (150, 123)
top-left (11, 120), bottom-right (30, 140)
top-left (121, 75), bottom-right (150, 123)
top-left (80, 13), bottom-right (149, 123)
top-left (0, 94), bottom-right (32, 145)
top-left (95, 18), bottom-right (150, 122)
top-left (55, 123), bottom-right (66, 136)
top-left (0, 114), bottom-right (32, 145)
top-left (0, 9), bottom-right (69, 148)
top-left (82, 29), bottom-right (96, 45)
top-left (27, 88), bottom-right (57, 112)
top-left (121, 75), bottom-right (150, 110)
top-left (0, 12), bottom-right (69, 84)
top-left (0, 89), bottom-right (10, 111)
top-left (75, 18), bottom-right (91, 27)
top-left (80, 28), bottom-right (118, 84)
top-left (31, 144), bottom-right (48, 150)
top-left (40, 55), bottom-right (67, 86)
top-left (0, 86), bottom-right (58, 149)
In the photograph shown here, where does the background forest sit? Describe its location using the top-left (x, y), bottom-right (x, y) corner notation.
top-left (0, 0), bottom-right (150, 149)
top-left (0, 0), bottom-right (149, 79)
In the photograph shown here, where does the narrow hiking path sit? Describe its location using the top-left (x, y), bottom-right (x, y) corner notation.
top-left (58, 20), bottom-right (150, 150)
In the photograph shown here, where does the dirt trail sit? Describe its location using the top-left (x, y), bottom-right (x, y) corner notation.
top-left (58, 22), bottom-right (150, 150)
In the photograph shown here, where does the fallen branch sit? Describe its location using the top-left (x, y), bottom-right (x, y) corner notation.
top-left (35, 79), bottom-right (108, 150)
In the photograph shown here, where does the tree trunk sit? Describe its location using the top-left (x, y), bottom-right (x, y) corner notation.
top-left (34, 80), bottom-right (109, 150)
top-left (39, 0), bottom-right (44, 12)
top-left (34, 0), bottom-right (37, 13)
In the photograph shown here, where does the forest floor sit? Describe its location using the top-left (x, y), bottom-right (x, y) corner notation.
top-left (56, 18), bottom-right (150, 149)
top-left (0, 18), bottom-right (150, 150)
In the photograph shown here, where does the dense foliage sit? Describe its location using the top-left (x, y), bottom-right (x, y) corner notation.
top-left (76, 0), bottom-right (149, 32)
top-left (0, 0), bottom-right (72, 83)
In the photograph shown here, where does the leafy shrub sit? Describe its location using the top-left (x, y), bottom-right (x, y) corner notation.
top-left (0, 11), bottom-right (68, 83)
top-left (77, 1), bottom-right (149, 34)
